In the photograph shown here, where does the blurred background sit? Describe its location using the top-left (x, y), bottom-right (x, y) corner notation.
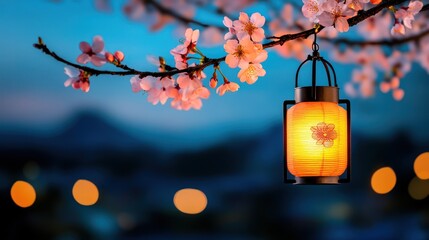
top-left (1, 0), bottom-right (429, 239)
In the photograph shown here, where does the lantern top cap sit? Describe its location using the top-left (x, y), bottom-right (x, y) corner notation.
top-left (295, 86), bottom-right (339, 103)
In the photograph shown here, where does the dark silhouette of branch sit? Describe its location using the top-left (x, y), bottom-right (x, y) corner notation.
top-left (326, 28), bottom-right (429, 46)
top-left (264, 0), bottom-right (410, 47)
top-left (144, 0), bottom-right (224, 30)
top-left (35, 0), bottom-right (418, 79)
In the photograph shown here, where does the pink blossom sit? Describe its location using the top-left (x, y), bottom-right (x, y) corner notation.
top-left (393, 88), bottom-right (404, 101)
top-left (344, 82), bottom-right (357, 97)
top-left (358, 14), bottom-right (391, 40)
top-left (77, 36), bottom-right (106, 66)
top-left (146, 77), bottom-right (175, 105)
top-left (345, 67), bottom-right (376, 98)
top-left (223, 16), bottom-right (236, 40)
top-left (170, 28), bottom-right (200, 69)
top-left (224, 37), bottom-right (259, 68)
top-left (319, 0), bottom-right (355, 32)
top-left (395, 1), bottom-right (423, 29)
top-left (177, 74), bottom-right (202, 92)
top-left (170, 73), bottom-right (210, 111)
top-left (233, 12), bottom-right (265, 42)
top-left (281, 4), bottom-right (294, 26)
top-left (215, 0), bottom-right (255, 14)
top-left (200, 27), bottom-right (224, 46)
top-left (171, 94), bottom-right (203, 111)
top-left (130, 75), bottom-right (153, 93)
top-left (302, 0), bottom-right (325, 23)
top-left (238, 63), bottom-right (266, 84)
top-left (64, 67), bottom-right (90, 92)
top-left (216, 81), bottom-right (240, 96)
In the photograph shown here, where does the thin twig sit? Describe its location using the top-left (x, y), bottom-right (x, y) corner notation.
top-left (144, 0), bottom-right (224, 30)
top-left (326, 28), bottom-right (429, 46)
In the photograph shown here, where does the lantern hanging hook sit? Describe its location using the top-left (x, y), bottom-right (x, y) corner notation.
top-left (312, 30), bottom-right (319, 53)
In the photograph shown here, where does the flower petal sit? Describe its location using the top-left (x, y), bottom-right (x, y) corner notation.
top-left (335, 17), bottom-right (350, 32)
top-left (90, 55), bottom-right (107, 66)
top-left (318, 12), bottom-right (335, 27)
top-left (92, 36), bottom-right (105, 53)
top-left (77, 54), bottom-right (90, 64)
top-left (250, 12), bottom-right (265, 27)
top-left (238, 12), bottom-right (249, 23)
top-left (79, 41), bottom-right (91, 53)
top-left (251, 28), bottom-right (265, 42)
top-left (64, 67), bottom-right (79, 78)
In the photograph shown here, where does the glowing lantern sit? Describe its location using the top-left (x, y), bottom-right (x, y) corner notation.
top-left (284, 33), bottom-right (351, 184)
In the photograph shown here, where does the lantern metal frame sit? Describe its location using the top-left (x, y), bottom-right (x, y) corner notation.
top-left (283, 33), bottom-right (351, 185)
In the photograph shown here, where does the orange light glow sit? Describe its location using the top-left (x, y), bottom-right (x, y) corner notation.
top-left (173, 188), bottom-right (207, 214)
top-left (414, 152), bottom-right (429, 180)
top-left (287, 102), bottom-right (347, 177)
top-left (408, 177), bottom-right (429, 200)
top-left (10, 180), bottom-right (36, 208)
top-left (72, 179), bottom-right (99, 206)
top-left (371, 167), bottom-right (396, 194)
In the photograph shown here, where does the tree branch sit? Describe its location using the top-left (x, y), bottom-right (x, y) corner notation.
top-left (144, 0), bottom-right (224, 30)
top-left (327, 28), bottom-right (429, 46)
top-left (34, 0), bottom-right (415, 80)
top-left (264, 0), bottom-right (409, 48)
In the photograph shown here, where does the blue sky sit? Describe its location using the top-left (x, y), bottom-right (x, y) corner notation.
top-left (1, 0), bottom-right (428, 149)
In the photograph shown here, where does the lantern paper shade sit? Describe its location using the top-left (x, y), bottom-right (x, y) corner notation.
top-left (286, 102), bottom-right (347, 178)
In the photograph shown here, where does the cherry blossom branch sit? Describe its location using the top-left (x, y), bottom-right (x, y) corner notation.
top-left (34, 0), bottom-right (414, 79)
top-left (328, 28), bottom-right (429, 46)
top-left (34, 38), bottom-right (225, 78)
top-left (264, 0), bottom-right (410, 47)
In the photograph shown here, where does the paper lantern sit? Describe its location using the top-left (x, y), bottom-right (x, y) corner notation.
top-left (283, 35), bottom-right (351, 184)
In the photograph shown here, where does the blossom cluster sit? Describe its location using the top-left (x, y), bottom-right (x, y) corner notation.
top-left (391, 0), bottom-right (423, 35)
top-left (132, 28), bottom-right (210, 110)
top-left (302, 0), bottom-right (359, 32)
top-left (64, 36), bottom-right (124, 92)
top-left (302, 0), bottom-right (424, 36)
top-left (337, 48), bottom-right (411, 101)
top-left (59, 0), bottom-right (428, 107)
top-left (223, 13), bottom-right (268, 87)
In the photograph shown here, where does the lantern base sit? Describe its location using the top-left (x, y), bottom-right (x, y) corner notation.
top-left (294, 176), bottom-right (339, 185)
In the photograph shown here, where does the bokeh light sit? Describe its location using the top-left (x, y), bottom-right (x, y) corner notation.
top-left (10, 180), bottom-right (36, 208)
top-left (371, 167), bottom-right (396, 194)
top-left (72, 179), bottom-right (99, 206)
top-left (414, 152), bottom-right (429, 180)
top-left (173, 188), bottom-right (207, 214)
top-left (408, 177), bottom-right (429, 200)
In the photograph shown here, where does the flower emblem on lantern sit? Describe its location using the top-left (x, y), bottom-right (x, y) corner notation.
top-left (310, 122), bottom-right (337, 148)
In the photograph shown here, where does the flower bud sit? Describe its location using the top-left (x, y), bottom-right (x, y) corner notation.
top-left (209, 72), bottom-right (218, 88)
top-left (105, 52), bottom-right (115, 63)
top-left (114, 51), bottom-right (125, 62)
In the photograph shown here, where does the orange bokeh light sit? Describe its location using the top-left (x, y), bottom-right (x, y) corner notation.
top-left (371, 167), bottom-right (396, 194)
top-left (10, 180), bottom-right (36, 208)
top-left (408, 177), bottom-right (429, 200)
top-left (72, 179), bottom-right (99, 206)
top-left (173, 188), bottom-right (207, 214)
top-left (414, 152), bottom-right (429, 180)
